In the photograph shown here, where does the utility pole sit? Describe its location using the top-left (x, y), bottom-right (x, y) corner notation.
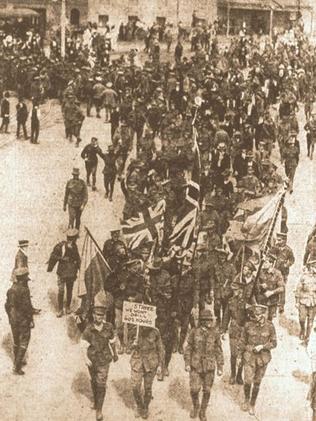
top-left (61, 0), bottom-right (66, 58)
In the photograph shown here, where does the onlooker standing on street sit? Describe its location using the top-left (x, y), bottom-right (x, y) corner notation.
top-left (103, 82), bottom-right (117, 123)
top-left (30, 99), bottom-right (40, 144)
top-left (16, 97), bottom-right (29, 140)
top-left (5, 267), bottom-right (35, 375)
top-left (47, 229), bottom-right (81, 317)
top-left (63, 168), bottom-right (88, 230)
top-left (81, 137), bottom-right (103, 191)
top-left (0, 91), bottom-right (10, 133)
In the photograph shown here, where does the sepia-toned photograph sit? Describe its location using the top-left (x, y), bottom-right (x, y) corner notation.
top-left (1, 0), bottom-right (316, 420)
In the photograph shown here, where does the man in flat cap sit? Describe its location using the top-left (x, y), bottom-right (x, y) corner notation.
top-left (184, 309), bottom-right (223, 421)
top-left (64, 168), bottom-right (88, 230)
top-left (47, 229), bottom-right (81, 317)
top-left (240, 304), bottom-right (277, 416)
top-left (5, 267), bottom-right (35, 375)
top-left (81, 291), bottom-right (118, 421)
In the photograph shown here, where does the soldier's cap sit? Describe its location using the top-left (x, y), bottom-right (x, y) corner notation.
top-left (215, 248), bottom-right (229, 256)
top-left (288, 137), bottom-right (296, 144)
top-left (244, 260), bottom-right (256, 272)
top-left (276, 232), bottom-right (287, 240)
top-left (262, 159), bottom-right (271, 167)
top-left (205, 220), bottom-right (216, 230)
top-left (93, 291), bottom-right (109, 313)
top-left (231, 280), bottom-right (243, 290)
top-left (205, 199), bottom-right (215, 207)
top-left (67, 228), bottom-right (79, 239)
top-left (72, 167), bottom-right (80, 175)
top-left (107, 145), bottom-right (114, 152)
top-left (147, 257), bottom-right (162, 271)
top-left (15, 267), bottom-right (30, 278)
top-left (182, 259), bottom-right (192, 267)
top-left (196, 243), bottom-right (208, 252)
top-left (234, 131), bottom-right (241, 137)
top-left (222, 169), bottom-right (231, 177)
top-left (247, 304), bottom-right (268, 314)
top-left (106, 82), bottom-right (113, 88)
top-left (127, 182), bottom-right (137, 189)
top-left (95, 76), bottom-right (102, 81)
top-left (18, 240), bottom-right (29, 247)
top-left (199, 309), bottom-right (214, 320)
top-left (289, 130), bottom-right (297, 137)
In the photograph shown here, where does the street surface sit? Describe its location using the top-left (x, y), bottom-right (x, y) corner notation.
top-left (0, 99), bottom-right (314, 421)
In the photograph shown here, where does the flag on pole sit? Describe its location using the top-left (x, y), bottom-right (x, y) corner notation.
top-left (77, 228), bottom-right (113, 317)
top-left (169, 129), bottom-right (201, 249)
top-left (121, 199), bottom-right (166, 250)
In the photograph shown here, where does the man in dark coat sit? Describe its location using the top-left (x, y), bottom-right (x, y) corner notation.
top-left (47, 228), bottom-right (81, 317)
top-left (5, 267), bottom-right (35, 375)
top-left (81, 137), bottom-right (103, 191)
top-left (16, 97), bottom-right (29, 139)
top-left (0, 91), bottom-right (10, 133)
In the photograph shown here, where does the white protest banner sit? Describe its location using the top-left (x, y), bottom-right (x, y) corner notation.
top-left (122, 301), bottom-right (156, 328)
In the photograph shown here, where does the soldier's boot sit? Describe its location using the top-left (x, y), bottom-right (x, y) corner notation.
top-left (249, 383), bottom-right (260, 416)
top-left (14, 347), bottom-right (27, 375)
top-left (229, 356), bottom-right (237, 384)
top-left (132, 388), bottom-right (143, 418)
top-left (242, 383), bottom-right (251, 412)
top-left (57, 289), bottom-right (64, 318)
top-left (95, 386), bottom-right (106, 421)
top-left (299, 321), bottom-right (306, 341)
top-left (90, 381), bottom-right (97, 409)
top-left (199, 391), bottom-right (210, 421)
top-left (190, 392), bottom-right (200, 418)
top-left (142, 392), bottom-right (151, 419)
top-left (164, 366), bottom-right (169, 377)
top-left (236, 364), bottom-right (244, 385)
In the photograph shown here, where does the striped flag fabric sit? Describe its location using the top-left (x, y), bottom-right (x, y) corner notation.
top-left (169, 128), bottom-right (201, 249)
top-left (121, 199), bottom-right (166, 250)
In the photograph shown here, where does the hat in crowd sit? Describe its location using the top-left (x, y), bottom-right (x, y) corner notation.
top-left (106, 82), bottom-right (112, 88)
top-left (200, 309), bottom-right (214, 320)
top-left (276, 232), bottom-right (287, 240)
top-left (107, 145), bottom-right (114, 152)
top-left (215, 248), bottom-right (228, 256)
top-left (247, 304), bottom-right (268, 315)
top-left (231, 279), bottom-right (243, 290)
top-left (110, 227), bottom-right (120, 234)
top-left (66, 228), bottom-right (79, 239)
top-left (147, 257), bottom-right (162, 271)
top-left (18, 240), bottom-right (29, 247)
top-left (93, 291), bottom-right (108, 314)
top-left (95, 76), bottom-right (102, 82)
top-left (222, 169), bottom-right (231, 177)
top-left (15, 267), bottom-right (30, 279)
top-left (244, 260), bottom-right (256, 272)
top-left (72, 168), bottom-right (80, 175)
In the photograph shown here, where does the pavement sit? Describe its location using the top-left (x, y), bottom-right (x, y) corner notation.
top-left (0, 98), bottom-right (314, 421)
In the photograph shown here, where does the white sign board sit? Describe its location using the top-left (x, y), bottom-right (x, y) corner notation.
top-left (122, 301), bottom-right (157, 328)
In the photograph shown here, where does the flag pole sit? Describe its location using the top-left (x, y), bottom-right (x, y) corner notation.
top-left (84, 226), bottom-right (113, 271)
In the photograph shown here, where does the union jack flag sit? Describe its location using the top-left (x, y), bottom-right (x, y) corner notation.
top-left (169, 128), bottom-right (201, 249)
top-left (121, 200), bottom-right (166, 250)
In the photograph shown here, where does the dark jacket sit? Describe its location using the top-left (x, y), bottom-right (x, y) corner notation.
top-left (47, 241), bottom-right (81, 278)
top-left (5, 282), bottom-right (34, 325)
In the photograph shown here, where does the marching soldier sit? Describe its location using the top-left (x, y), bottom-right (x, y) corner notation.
top-left (295, 259), bottom-right (316, 344)
top-left (81, 137), bottom-right (103, 191)
top-left (283, 133), bottom-right (300, 194)
top-left (5, 267), bottom-right (35, 375)
top-left (102, 228), bottom-right (127, 270)
top-left (81, 292), bottom-right (118, 421)
top-left (63, 168), bottom-right (88, 230)
top-left (240, 304), bottom-right (277, 416)
top-left (148, 257), bottom-right (176, 380)
top-left (255, 254), bottom-right (285, 320)
top-left (212, 249), bottom-right (236, 331)
top-left (222, 278), bottom-right (248, 385)
top-left (47, 228), bottom-right (81, 317)
top-left (184, 309), bottom-right (223, 421)
top-left (100, 145), bottom-right (118, 201)
top-left (130, 326), bottom-right (164, 419)
top-left (271, 232), bottom-right (295, 313)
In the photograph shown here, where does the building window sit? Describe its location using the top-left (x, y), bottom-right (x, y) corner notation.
top-left (98, 15), bottom-right (109, 28)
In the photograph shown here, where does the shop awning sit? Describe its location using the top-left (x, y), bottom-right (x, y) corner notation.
top-left (218, 0), bottom-right (312, 11)
top-left (0, 8), bottom-right (39, 18)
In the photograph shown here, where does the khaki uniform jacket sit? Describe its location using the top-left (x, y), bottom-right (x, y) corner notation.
top-left (130, 327), bottom-right (164, 373)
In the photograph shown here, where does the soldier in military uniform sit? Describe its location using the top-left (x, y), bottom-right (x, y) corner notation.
top-left (237, 162), bottom-right (262, 199)
top-left (130, 326), bottom-right (164, 419)
top-left (63, 168), bottom-right (88, 230)
top-left (173, 260), bottom-right (199, 354)
top-left (271, 232), bottom-right (295, 313)
top-left (212, 249), bottom-right (236, 331)
top-left (102, 228), bottom-right (127, 270)
top-left (193, 245), bottom-right (214, 312)
top-left (81, 137), bottom-right (103, 191)
top-left (223, 278), bottom-right (248, 385)
top-left (148, 257), bottom-right (176, 380)
top-left (5, 267), bottom-right (35, 375)
top-left (283, 133), bottom-right (300, 194)
top-left (184, 309), bottom-right (223, 421)
top-left (100, 145), bottom-right (118, 201)
top-left (240, 304), bottom-right (277, 416)
top-left (47, 228), bottom-right (81, 317)
top-left (81, 292), bottom-right (118, 421)
top-left (255, 254), bottom-right (285, 320)
top-left (295, 259), bottom-right (316, 343)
